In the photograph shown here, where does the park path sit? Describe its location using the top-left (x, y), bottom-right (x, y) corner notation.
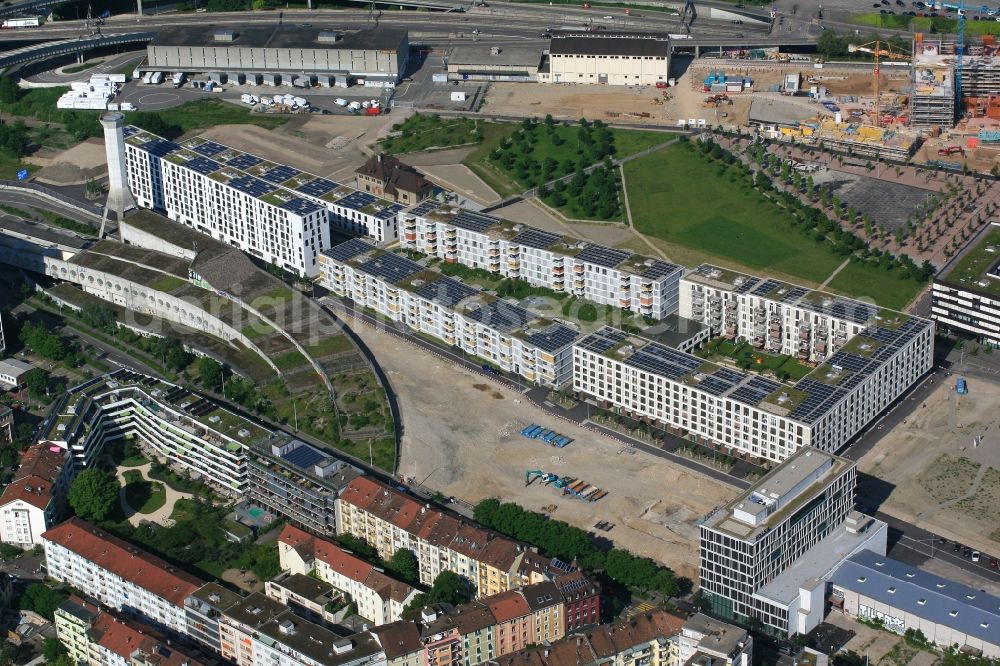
top-left (816, 258), bottom-right (852, 292)
top-left (116, 462), bottom-right (194, 527)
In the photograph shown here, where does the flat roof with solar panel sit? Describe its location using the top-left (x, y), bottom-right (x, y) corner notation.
top-left (280, 198), bottom-right (324, 216)
top-left (408, 199), bottom-right (441, 217)
top-left (463, 300), bottom-right (531, 333)
top-left (357, 252), bottom-right (422, 284)
top-left (322, 238), bottom-right (376, 263)
top-left (519, 322), bottom-right (580, 353)
top-left (574, 244), bottom-right (631, 269)
top-left (186, 156), bottom-right (223, 176)
top-left (512, 228), bottom-right (562, 250)
top-left (413, 276), bottom-right (477, 308)
top-left (226, 153), bottom-right (265, 170)
top-left (449, 209), bottom-right (501, 234)
top-left (229, 175), bottom-right (275, 198)
top-left (296, 177), bottom-right (339, 198)
top-left (190, 140), bottom-right (228, 158)
top-left (280, 440), bottom-right (331, 470)
top-left (260, 165), bottom-right (301, 185)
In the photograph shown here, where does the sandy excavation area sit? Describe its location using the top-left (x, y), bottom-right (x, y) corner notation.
top-left (343, 314), bottom-right (737, 581)
top-left (859, 376), bottom-right (1000, 553)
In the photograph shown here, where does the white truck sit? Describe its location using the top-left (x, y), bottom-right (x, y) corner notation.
top-left (149, 72), bottom-right (164, 85)
top-left (172, 72), bottom-right (185, 87)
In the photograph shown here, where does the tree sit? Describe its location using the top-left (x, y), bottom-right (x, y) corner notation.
top-left (406, 570), bottom-right (473, 610)
top-left (197, 357), bottom-right (224, 392)
top-left (68, 469), bottom-right (120, 522)
top-left (388, 548), bottom-right (419, 584)
top-left (20, 583), bottom-right (67, 620)
top-left (79, 303), bottom-right (117, 333)
top-left (43, 637), bottom-right (68, 663)
top-left (0, 76), bottom-right (20, 104)
top-left (22, 368), bottom-right (50, 398)
top-left (19, 321), bottom-right (66, 360)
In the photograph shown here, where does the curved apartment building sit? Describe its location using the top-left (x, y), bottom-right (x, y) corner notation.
top-left (44, 371), bottom-right (273, 494)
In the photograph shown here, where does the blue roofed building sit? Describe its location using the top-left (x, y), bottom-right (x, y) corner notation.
top-left (830, 550), bottom-right (1000, 657)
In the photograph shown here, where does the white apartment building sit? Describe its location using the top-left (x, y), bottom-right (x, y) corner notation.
top-left (674, 614), bottom-right (753, 666)
top-left (278, 524), bottom-right (418, 625)
top-left (121, 127), bottom-right (329, 277)
top-left (45, 370), bottom-right (271, 494)
top-left (401, 202), bottom-right (683, 320)
top-left (42, 517), bottom-right (204, 635)
top-left (538, 32), bottom-right (671, 86)
top-left (575, 268), bottom-right (933, 463)
top-left (321, 239), bottom-right (581, 388)
top-left (0, 441), bottom-right (72, 548)
top-left (931, 224), bottom-right (1000, 347)
top-left (699, 448), bottom-right (886, 637)
top-left (680, 265), bottom-right (880, 365)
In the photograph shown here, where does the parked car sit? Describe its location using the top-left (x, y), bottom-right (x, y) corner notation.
top-left (972, 550), bottom-right (981, 562)
top-left (990, 558), bottom-right (998, 568)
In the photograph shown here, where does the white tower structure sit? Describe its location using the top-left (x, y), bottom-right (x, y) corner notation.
top-left (100, 112), bottom-right (137, 237)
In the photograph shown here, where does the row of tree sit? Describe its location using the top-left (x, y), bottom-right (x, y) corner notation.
top-left (473, 498), bottom-right (684, 597)
top-left (539, 158), bottom-right (622, 220)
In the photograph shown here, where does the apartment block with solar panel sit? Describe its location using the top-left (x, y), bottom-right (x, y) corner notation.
top-left (400, 202), bottom-right (684, 320)
top-left (574, 270), bottom-right (933, 463)
top-left (120, 128), bottom-right (408, 278)
top-left (319, 238), bottom-right (581, 388)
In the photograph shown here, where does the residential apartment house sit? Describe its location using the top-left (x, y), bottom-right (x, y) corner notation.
top-left (120, 126), bottom-right (330, 277)
top-left (44, 370), bottom-right (267, 495)
top-left (699, 448), bottom-right (887, 636)
top-left (669, 264), bottom-right (935, 460)
top-left (0, 404), bottom-right (11, 444)
top-left (371, 622), bottom-right (424, 666)
top-left (421, 602), bottom-right (499, 666)
top-left (931, 223), bottom-right (1000, 348)
top-left (277, 523), bottom-right (419, 624)
top-left (356, 154), bottom-right (433, 206)
top-left (675, 614), bottom-right (753, 666)
top-left (336, 476), bottom-right (537, 598)
top-left (320, 239), bottom-right (581, 387)
top-left (0, 440), bottom-right (72, 548)
top-left (575, 305), bottom-right (932, 464)
top-left (400, 203), bottom-right (683, 320)
top-left (184, 582), bottom-right (243, 655)
top-left (489, 582), bottom-right (565, 653)
top-left (490, 610), bottom-right (687, 666)
top-left (552, 570), bottom-right (601, 631)
top-left (219, 592), bottom-right (386, 666)
top-left (55, 597), bottom-right (213, 666)
top-left (42, 518), bottom-right (205, 635)
top-left (247, 436), bottom-right (363, 537)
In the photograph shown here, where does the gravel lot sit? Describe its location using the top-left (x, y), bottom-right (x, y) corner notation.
top-left (859, 377), bottom-right (1000, 553)
top-left (343, 312), bottom-right (737, 581)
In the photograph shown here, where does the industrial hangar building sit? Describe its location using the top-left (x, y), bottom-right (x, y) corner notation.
top-left (146, 25), bottom-right (409, 85)
top-left (446, 44), bottom-right (544, 82)
top-left (538, 31), bottom-right (671, 86)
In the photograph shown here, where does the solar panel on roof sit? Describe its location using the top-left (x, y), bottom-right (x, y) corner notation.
top-left (373, 203), bottom-right (404, 221)
top-left (575, 244), bottom-right (630, 269)
top-left (714, 368), bottom-right (745, 384)
top-left (226, 153), bottom-right (264, 170)
top-left (410, 200), bottom-right (440, 217)
top-left (464, 300), bottom-right (530, 332)
top-left (697, 377), bottom-right (733, 396)
top-left (415, 277), bottom-right (477, 308)
top-left (296, 178), bottom-right (339, 197)
top-left (751, 279), bottom-right (780, 297)
top-left (512, 228), bottom-right (561, 250)
top-left (141, 138), bottom-right (181, 158)
top-left (123, 126), bottom-right (139, 138)
top-left (338, 191), bottom-right (377, 210)
top-left (281, 444), bottom-right (327, 469)
top-left (734, 276), bottom-right (761, 294)
top-left (450, 210), bottom-right (499, 234)
top-left (642, 260), bottom-right (682, 280)
top-left (191, 141), bottom-right (227, 157)
top-left (781, 286), bottom-right (808, 303)
top-left (260, 165), bottom-right (301, 185)
top-left (229, 175), bottom-right (275, 198)
top-left (524, 324), bottom-right (580, 352)
top-left (281, 198), bottom-right (324, 216)
top-left (325, 238), bottom-right (375, 263)
top-left (186, 156), bottom-right (221, 176)
top-left (576, 328), bottom-right (627, 355)
top-left (358, 252), bottom-right (421, 284)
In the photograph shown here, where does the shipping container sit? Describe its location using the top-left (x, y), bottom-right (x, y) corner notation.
top-left (208, 72), bottom-right (227, 84)
top-left (246, 73), bottom-right (262, 86)
top-left (262, 73), bottom-right (280, 86)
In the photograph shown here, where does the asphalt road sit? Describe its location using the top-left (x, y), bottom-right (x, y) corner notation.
top-left (0, 191), bottom-right (103, 228)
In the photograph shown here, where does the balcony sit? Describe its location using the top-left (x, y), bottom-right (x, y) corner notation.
top-left (573, 265), bottom-right (585, 275)
top-left (403, 232), bottom-right (417, 242)
top-left (618, 298), bottom-right (631, 307)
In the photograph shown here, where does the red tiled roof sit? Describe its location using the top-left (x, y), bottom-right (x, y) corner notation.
top-left (91, 612), bottom-right (207, 665)
top-left (314, 540), bottom-right (375, 583)
top-left (486, 590), bottom-right (530, 623)
top-left (277, 523), bottom-right (315, 558)
top-left (0, 441), bottom-right (67, 511)
top-left (340, 476), bottom-right (385, 512)
top-left (42, 518), bottom-right (203, 606)
top-left (365, 569), bottom-right (417, 603)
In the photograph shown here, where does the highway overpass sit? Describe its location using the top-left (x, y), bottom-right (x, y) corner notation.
top-left (0, 32), bottom-right (153, 71)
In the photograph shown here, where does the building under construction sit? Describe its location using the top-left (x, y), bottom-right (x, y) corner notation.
top-left (910, 34), bottom-right (1000, 127)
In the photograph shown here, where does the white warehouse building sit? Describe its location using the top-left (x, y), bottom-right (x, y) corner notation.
top-left (118, 127), bottom-right (405, 277)
top-left (574, 268), bottom-right (933, 462)
top-left (401, 201), bottom-right (683, 320)
top-left (321, 238), bottom-right (581, 387)
top-left (539, 31), bottom-right (672, 86)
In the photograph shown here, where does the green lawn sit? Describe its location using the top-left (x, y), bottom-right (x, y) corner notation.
top-left (625, 144), bottom-right (843, 284)
top-left (124, 478), bottom-right (167, 514)
top-left (150, 274), bottom-right (186, 292)
top-left (825, 261), bottom-right (924, 310)
top-left (700, 339), bottom-right (813, 382)
top-left (305, 334), bottom-right (353, 358)
top-left (273, 349), bottom-right (309, 371)
top-left (381, 115), bottom-right (486, 154)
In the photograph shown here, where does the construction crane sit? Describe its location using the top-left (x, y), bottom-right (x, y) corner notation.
top-left (848, 40), bottom-right (911, 127)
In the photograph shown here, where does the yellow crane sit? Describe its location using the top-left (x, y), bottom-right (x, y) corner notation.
top-left (847, 40), bottom-right (911, 127)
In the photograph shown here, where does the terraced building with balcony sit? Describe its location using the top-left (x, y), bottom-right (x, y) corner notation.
top-left (573, 290), bottom-right (932, 463)
top-left (400, 202), bottom-right (683, 320)
top-left (320, 238), bottom-right (581, 388)
top-left (42, 369), bottom-right (272, 494)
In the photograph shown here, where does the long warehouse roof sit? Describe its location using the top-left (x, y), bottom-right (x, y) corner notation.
top-left (149, 24), bottom-right (407, 51)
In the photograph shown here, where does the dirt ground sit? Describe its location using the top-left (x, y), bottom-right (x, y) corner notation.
top-left (30, 138), bottom-right (109, 185)
top-left (342, 312), bottom-right (737, 581)
top-left (201, 113), bottom-right (396, 182)
top-left (859, 377), bottom-right (1000, 553)
top-left (823, 611), bottom-right (939, 666)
